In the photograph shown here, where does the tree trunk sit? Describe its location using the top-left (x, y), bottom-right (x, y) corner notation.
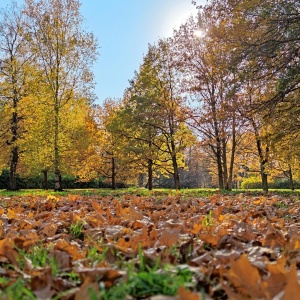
top-left (170, 140), bottom-right (180, 190)
top-left (8, 109), bottom-right (19, 191)
top-left (9, 146), bottom-right (18, 190)
top-left (211, 94), bottom-right (223, 190)
top-left (54, 170), bottom-right (62, 191)
top-left (147, 159), bottom-right (153, 190)
top-left (288, 166), bottom-right (294, 191)
top-left (54, 104), bottom-right (62, 191)
top-left (261, 162), bottom-right (268, 193)
top-left (42, 170), bottom-right (48, 190)
top-left (173, 166), bottom-right (180, 190)
top-left (227, 114), bottom-right (237, 190)
top-left (216, 146), bottom-right (224, 190)
top-left (138, 173), bottom-right (144, 187)
top-left (221, 138), bottom-right (229, 190)
top-left (251, 118), bottom-right (269, 194)
top-left (111, 157), bottom-right (116, 190)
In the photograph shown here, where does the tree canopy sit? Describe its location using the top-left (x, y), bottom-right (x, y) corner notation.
top-left (0, 0), bottom-right (299, 191)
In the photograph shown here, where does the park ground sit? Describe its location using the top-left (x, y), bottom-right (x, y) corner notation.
top-left (0, 188), bottom-right (299, 299)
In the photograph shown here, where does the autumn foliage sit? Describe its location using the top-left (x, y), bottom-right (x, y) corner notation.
top-left (0, 192), bottom-right (300, 299)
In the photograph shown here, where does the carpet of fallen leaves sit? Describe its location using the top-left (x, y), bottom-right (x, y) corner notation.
top-left (0, 192), bottom-right (300, 299)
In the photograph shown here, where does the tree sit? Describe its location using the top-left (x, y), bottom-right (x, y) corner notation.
top-left (204, 0), bottom-right (300, 113)
top-left (121, 57), bottom-right (176, 190)
top-left (19, 93), bottom-right (92, 189)
top-left (268, 92), bottom-right (300, 190)
top-left (100, 99), bottom-right (133, 190)
top-left (73, 100), bottom-right (138, 189)
top-left (112, 98), bottom-right (164, 190)
top-left (239, 0), bottom-right (300, 105)
top-left (24, 0), bottom-right (97, 190)
top-left (0, 1), bottom-right (34, 190)
top-left (180, 143), bottom-right (213, 188)
top-left (193, 0), bottom-right (300, 191)
top-left (123, 41), bottom-right (194, 190)
top-left (173, 15), bottom-right (244, 190)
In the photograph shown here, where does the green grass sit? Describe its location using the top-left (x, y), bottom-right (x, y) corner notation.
top-left (0, 187), bottom-right (300, 198)
top-left (0, 278), bottom-right (35, 300)
top-left (96, 247), bottom-right (195, 300)
top-left (16, 243), bottom-right (59, 276)
top-left (2, 243), bottom-right (196, 300)
top-left (69, 220), bottom-right (86, 239)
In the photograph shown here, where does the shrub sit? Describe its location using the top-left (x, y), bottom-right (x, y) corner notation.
top-left (241, 176), bottom-right (300, 190)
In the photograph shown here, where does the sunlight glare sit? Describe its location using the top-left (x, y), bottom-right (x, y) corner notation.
top-left (194, 29), bottom-right (205, 38)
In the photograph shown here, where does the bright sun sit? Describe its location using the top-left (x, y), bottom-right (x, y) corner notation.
top-left (194, 29), bottom-right (205, 38)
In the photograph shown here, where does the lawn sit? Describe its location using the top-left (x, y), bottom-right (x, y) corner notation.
top-left (0, 189), bottom-right (299, 299)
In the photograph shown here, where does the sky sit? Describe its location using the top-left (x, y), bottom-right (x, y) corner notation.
top-left (80, 0), bottom-right (207, 104)
top-left (0, 0), bottom-right (207, 104)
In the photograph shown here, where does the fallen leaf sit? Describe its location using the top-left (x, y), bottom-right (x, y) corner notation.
top-left (225, 253), bottom-right (264, 298)
top-left (178, 287), bottom-right (200, 299)
top-left (282, 264), bottom-right (300, 300)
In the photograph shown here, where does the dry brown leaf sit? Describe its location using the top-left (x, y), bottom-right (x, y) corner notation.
top-left (74, 281), bottom-right (99, 300)
top-left (30, 268), bottom-right (55, 300)
top-left (54, 239), bottom-right (85, 261)
top-left (75, 267), bottom-right (121, 288)
top-left (156, 228), bottom-right (180, 248)
top-left (0, 192), bottom-right (300, 299)
top-left (264, 257), bottom-right (288, 297)
top-left (0, 237), bottom-right (21, 266)
top-left (39, 223), bottom-right (58, 238)
top-left (53, 250), bottom-right (72, 270)
top-left (282, 264), bottom-right (300, 300)
top-left (225, 253), bottom-right (265, 298)
top-left (262, 223), bottom-right (287, 248)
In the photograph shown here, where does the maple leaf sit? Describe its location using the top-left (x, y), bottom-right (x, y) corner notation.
top-left (223, 254), bottom-right (265, 298)
top-left (282, 264), bottom-right (300, 299)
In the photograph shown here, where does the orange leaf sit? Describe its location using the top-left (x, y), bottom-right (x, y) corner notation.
top-left (27, 211), bottom-right (35, 219)
top-left (178, 287), bottom-right (200, 300)
top-left (0, 237), bottom-right (20, 266)
top-left (132, 220), bottom-right (144, 230)
top-left (265, 257), bottom-right (288, 297)
top-left (91, 200), bottom-right (105, 214)
top-left (191, 223), bottom-right (202, 234)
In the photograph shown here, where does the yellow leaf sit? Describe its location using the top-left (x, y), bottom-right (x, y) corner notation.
top-left (27, 211), bottom-right (34, 218)
top-left (7, 208), bottom-right (16, 219)
top-left (219, 214), bottom-right (225, 222)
